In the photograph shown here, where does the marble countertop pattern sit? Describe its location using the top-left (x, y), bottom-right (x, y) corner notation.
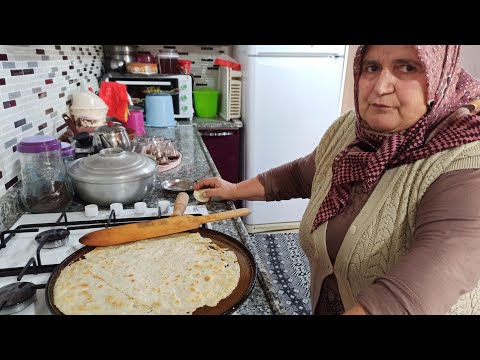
top-left (178, 116), bottom-right (243, 130)
top-left (0, 124), bottom-right (276, 315)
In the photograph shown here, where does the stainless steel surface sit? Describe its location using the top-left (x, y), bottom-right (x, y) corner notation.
top-left (109, 54), bottom-right (136, 63)
top-left (103, 45), bottom-right (138, 55)
top-left (104, 54), bottom-right (137, 73)
top-left (93, 124), bottom-right (131, 151)
top-left (107, 58), bottom-right (126, 72)
top-left (99, 134), bottom-right (112, 148)
top-left (67, 148), bottom-right (157, 206)
top-left (161, 178), bottom-right (197, 193)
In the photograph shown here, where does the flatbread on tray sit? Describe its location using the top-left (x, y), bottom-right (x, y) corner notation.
top-left (53, 232), bottom-right (241, 315)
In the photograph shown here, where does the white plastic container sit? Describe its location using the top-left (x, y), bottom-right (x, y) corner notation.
top-left (70, 91), bottom-right (108, 127)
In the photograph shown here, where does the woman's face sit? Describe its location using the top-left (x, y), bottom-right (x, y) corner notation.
top-left (358, 45), bottom-right (428, 133)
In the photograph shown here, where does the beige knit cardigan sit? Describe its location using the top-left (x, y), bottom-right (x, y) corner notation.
top-left (299, 110), bottom-right (480, 314)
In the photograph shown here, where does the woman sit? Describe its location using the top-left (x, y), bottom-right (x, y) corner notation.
top-left (194, 45), bottom-right (480, 315)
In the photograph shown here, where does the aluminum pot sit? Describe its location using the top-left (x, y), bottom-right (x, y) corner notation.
top-left (67, 148), bottom-right (157, 206)
top-left (103, 45), bottom-right (138, 56)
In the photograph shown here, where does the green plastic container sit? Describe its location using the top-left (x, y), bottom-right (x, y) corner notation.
top-left (193, 88), bottom-right (220, 118)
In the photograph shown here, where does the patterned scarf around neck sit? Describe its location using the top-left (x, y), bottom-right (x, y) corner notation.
top-left (311, 45), bottom-right (480, 232)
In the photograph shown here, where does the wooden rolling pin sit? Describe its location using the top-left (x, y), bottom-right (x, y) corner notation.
top-left (171, 192), bottom-right (189, 217)
top-left (79, 208), bottom-right (251, 247)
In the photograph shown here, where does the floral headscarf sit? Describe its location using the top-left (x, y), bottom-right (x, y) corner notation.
top-left (312, 45), bottom-right (480, 232)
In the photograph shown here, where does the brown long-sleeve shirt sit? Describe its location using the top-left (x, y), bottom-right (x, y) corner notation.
top-left (257, 148), bottom-right (480, 314)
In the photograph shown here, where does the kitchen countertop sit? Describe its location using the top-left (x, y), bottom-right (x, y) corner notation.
top-left (0, 124), bottom-right (277, 315)
top-left (184, 116), bottom-right (243, 130)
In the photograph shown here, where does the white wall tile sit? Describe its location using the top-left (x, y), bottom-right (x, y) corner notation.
top-left (0, 45), bottom-right (103, 197)
top-left (136, 45), bottom-right (232, 89)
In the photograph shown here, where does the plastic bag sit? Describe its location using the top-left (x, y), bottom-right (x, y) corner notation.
top-left (214, 54), bottom-right (241, 70)
top-left (98, 82), bottom-right (130, 122)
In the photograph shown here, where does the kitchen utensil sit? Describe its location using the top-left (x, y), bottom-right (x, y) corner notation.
top-left (70, 91), bottom-right (109, 128)
top-left (67, 148), bottom-right (157, 206)
top-left (136, 51), bottom-right (155, 63)
top-left (218, 66), bottom-right (242, 120)
top-left (160, 178), bottom-right (201, 193)
top-left (103, 46), bottom-right (138, 74)
top-left (99, 134), bottom-right (112, 148)
top-left (157, 152), bottom-right (182, 173)
top-left (79, 208), bottom-right (250, 247)
top-left (92, 123), bottom-right (131, 151)
top-left (193, 88), bottom-right (220, 118)
top-left (46, 227), bottom-right (256, 315)
top-left (103, 45), bottom-right (139, 56)
top-left (62, 114), bottom-right (79, 135)
top-left (144, 94), bottom-right (176, 127)
top-left (109, 59), bottom-right (125, 72)
top-left (17, 135), bottom-right (73, 213)
top-left (171, 192), bottom-right (189, 217)
top-left (157, 49), bottom-right (179, 74)
top-left (124, 109), bottom-right (146, 136)
top-left (177, 59), bottom-right (192, 74)
top-left (72, 132), bottom-right (93, 148)
top-left (72, 90), bottom-right (108, 108)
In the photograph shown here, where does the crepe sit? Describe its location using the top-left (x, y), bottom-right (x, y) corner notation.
top-left (53, 232), bottom-right (240, 315)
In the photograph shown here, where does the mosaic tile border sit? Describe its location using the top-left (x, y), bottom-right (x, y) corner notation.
top-left (0, 45), bottom-right (104, 197)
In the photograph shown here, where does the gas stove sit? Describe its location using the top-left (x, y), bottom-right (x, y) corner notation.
top-left (0, 205), bottom-right (210, 315)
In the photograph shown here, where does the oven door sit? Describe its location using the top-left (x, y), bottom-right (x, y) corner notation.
top-left (112, 79), bottom-right (180, 116)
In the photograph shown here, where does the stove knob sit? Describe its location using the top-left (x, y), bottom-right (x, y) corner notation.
top-left (158, 200), bottom-right (170, 216)
top-left (85, 204), bottom-right (99, 217)
top-left (134, 201), bottom-right (147, 214)
top-left (110, 203), bottom-right (123, 216)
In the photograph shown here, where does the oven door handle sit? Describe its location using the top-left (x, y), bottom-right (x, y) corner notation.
top-left (114, 80), bottom-right (172, 86)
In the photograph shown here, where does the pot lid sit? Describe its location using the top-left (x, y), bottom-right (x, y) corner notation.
top-left (67, 148), bottom-right (157, 184)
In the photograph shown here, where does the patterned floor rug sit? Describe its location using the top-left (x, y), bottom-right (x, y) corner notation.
top-left (250, 233), bottom-right (312, 315)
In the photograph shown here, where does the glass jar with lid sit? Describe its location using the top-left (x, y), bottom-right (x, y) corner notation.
top-left (157, 49), bottom-right (179, 74)
top-left (17, 135), bottom-right (74, 213)
top-left (61, 141), bottom-right (77, 168)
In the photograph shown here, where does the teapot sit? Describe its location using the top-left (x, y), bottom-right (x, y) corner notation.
top-left (93, 123), bottom-right (131, 152)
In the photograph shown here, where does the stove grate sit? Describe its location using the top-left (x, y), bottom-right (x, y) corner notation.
top-left (0, 208), bottom-right (205, 279)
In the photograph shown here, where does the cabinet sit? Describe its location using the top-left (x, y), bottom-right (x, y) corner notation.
top-left (199, 129), bottom-right (241, 184)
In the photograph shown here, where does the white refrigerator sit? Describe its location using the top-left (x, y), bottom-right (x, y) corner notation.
top-left (233, 45), bottom-right (348, 233)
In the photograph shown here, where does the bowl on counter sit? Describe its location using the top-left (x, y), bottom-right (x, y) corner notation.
top-left (67, 148), bottom-right (157, 206)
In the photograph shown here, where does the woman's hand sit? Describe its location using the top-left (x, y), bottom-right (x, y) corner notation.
top-left (193, 177), bottom-right (239, 200)
top-left (193, 176), bottom-right (267, 201)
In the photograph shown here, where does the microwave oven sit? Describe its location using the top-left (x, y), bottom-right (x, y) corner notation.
top-left (102, 73), bottom-right (194, 120)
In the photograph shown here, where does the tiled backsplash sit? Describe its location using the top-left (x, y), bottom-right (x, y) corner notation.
top-left (0, 45), bottom-right (103, 198)
top-left (137, 45), bottom-right (232, 89)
